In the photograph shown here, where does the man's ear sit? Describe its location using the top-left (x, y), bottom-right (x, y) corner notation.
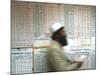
top-left (55, 34), bottom-right (60, 39)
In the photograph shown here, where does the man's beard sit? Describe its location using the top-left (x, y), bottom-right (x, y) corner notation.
top-left (58, 36), bottom-right (68, 46)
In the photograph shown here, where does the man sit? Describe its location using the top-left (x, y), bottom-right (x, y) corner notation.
top-left (46, 23), bottom-right (83, 72)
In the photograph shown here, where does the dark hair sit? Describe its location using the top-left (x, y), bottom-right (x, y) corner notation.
top-left (51, 27), bottom-right (63, 40)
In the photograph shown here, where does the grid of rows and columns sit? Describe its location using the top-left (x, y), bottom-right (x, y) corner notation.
top-left (11, 1), bottom-right (96, 74)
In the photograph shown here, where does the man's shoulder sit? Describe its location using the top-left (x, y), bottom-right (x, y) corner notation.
top-left (48, 45), bottom-right (60, 53)
top-left (50, 40), bottom-right (61, 48)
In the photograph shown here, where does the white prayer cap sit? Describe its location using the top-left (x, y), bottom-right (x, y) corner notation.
top-left (50, 23), bottom-right (64, 33)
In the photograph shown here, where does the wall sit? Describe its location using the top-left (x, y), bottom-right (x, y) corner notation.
top-left (11, 1), bottom-right (96, 48)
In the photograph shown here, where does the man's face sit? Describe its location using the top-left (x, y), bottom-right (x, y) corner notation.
top-left (58, 28), bottom-right (68, 46)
